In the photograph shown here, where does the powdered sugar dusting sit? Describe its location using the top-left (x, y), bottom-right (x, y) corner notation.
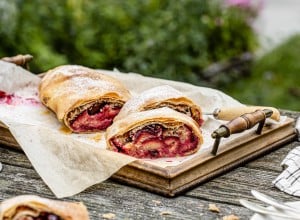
top-left (123, 85), bottom-right (184, 111)
top-left (67, 76), bottom-right (120, 96)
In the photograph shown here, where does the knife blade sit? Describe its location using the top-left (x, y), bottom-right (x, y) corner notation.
top-left (204, 106), bottom-right (280, 121)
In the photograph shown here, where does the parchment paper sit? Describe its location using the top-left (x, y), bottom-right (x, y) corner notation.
top-left (0, 61), bottom-right (244, 198)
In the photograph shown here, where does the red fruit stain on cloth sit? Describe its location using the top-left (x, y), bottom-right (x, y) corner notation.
top-left (0, 90), bottom-right (40, 106)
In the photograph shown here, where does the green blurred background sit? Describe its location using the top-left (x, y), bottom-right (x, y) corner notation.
top-left (0, 0), bottom-right (299, 110)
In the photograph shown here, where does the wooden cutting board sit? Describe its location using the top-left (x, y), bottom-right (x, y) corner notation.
top-left (0, 117), bottom-right (296, 197)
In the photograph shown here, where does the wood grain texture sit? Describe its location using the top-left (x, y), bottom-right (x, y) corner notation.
top-left (0, 110), bottom-right (299, 219)
top-left (0, 155), bottom-right (253, 219)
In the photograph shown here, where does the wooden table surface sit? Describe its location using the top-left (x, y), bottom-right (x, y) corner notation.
top-left (0, 110), bottom-right (299, 220)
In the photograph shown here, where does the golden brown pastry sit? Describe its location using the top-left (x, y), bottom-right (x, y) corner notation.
top-left (0, 195), bottom-right (89, 220)
top-left (106, 107), bottom-right (203, 159)
top-left (114, 85), bottom-right (203, 127)
top-left (38, 65), bottom-right (131, 133)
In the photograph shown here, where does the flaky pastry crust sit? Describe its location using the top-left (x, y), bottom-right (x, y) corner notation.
top-left (114, 85), bottom-right (203, 126)
top-left (0, 195), bottom-right (89, 220)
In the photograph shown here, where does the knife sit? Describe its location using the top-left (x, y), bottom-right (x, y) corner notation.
top-left (204, 106), bottom-right (280, 121)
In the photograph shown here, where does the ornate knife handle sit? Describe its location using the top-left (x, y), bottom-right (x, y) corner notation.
top-left (211, 109), bottom-right (273, 155)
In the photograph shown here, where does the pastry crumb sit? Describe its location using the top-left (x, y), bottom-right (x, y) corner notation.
top-left (102, 213), bottom-right (116, 219)
top-left (152, 200), bottom-right (162, 205)
top-left (160, 211), bottom-right (172, 215)
top-left (208, 203), bottom-right (220, 213)
top-left (223, 214), bottom-right (240, 220)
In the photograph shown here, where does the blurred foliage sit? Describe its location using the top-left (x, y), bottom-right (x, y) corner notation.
top-left (0, 0), bottom-right (258, 85)
top-left (224, 34), bottom-right (300, 111)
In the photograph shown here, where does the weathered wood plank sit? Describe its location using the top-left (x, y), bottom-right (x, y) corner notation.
top-left (187, 141), bottom-right (300, 205)
top-left (1, 142), bottom-right (296, 219)
top-left (0, 161), bottom-right (252, 219)
top-left (245, 141), bottom-right (299, 172)
top-left (0, 145), bottom-right (33, 168)
top-left (187, 166), bottom-right (289, 203)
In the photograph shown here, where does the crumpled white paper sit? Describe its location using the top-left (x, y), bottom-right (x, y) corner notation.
top-left (0, 61), bottom-right (244, 198)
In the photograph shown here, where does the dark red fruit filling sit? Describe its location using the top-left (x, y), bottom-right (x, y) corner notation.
top-left (196, 117), bottom-right (204, 127)
top-left (110, 123), bottom-right (198, 159)
top-left (0, 90), bottom-right (40, 106)
top-left (18, 212), bottom-right (61, 220)
top-left (0, 90), bottom-right (6, 98)
top-left (183, 107), bottom-right (203, 127)
top-left (70, 102), bottom-right (122, 132)
top-left (0, 90), bottom-right (14, 104)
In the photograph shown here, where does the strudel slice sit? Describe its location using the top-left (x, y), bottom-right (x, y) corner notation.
top-left (106, 107), bottom-right (203, 159)
top-left (0, 195), bottom-right (89, 220)
top-left (38, 65), bottom-right (131, 133)
top-left (114, 85), bottom-right (203, 126)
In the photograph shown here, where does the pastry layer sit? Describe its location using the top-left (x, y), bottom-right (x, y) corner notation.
top-left (114, 85), bottom-right (203, 127)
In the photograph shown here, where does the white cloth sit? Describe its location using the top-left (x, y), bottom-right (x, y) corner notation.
top-left (273, 117), bottom-right (300, 196)
top-left (273, 146), bottom-right (300, 196)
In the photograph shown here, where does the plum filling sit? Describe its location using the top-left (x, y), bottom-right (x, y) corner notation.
top-left (69, 101), bottom-right (122, 132)
top-left (110, 123), bottom-right (199, 159)
top-left (14, 212), bottom-right (61, 220)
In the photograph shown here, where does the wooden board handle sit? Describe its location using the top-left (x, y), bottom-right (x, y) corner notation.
top-left (214, 106), bottom-right (280, 121)
top-left (224, 109), bottom-right (272, 135)
top-left (212, 109), bottom-right (272, 138)
top-left (211, 109), bottom-right (273, 155)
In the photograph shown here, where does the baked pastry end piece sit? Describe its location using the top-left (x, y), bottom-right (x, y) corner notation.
top-left (0, 195), bottom-right (90, 220)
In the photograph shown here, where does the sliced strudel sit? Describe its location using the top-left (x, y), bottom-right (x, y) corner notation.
top-left (114, 85), bottom-right (203, 126)
top-left (0, 195), bottom-right (89, 220)
top-left (38, 65), bottom-right (131, 133)
top-left (106, 107), bottom-right (203, 159)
